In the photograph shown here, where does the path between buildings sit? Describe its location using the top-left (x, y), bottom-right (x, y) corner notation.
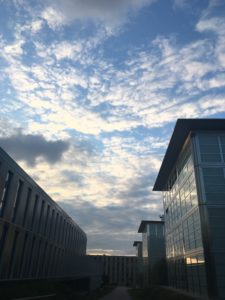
top-left (98, 286), bottom-right (132, 300)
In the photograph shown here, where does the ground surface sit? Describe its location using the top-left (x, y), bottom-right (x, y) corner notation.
top-left (128, 286), bottom-right (197, 300)
top-left (99, 286), bottom-right (131, 300)
top-left (0, 281), bottom-right (113, 300)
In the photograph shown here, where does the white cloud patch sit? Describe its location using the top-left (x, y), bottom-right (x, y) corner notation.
top-left (52, 41), bottom-right (83, 60)
top-left (42, 6), bottom-right (65, 30)
top-left (4, 40), bottom-right (24, 57)
top-left (196, 17), bottom-right (225, 68)
top-left (31, 19), bottom-right (43, 33)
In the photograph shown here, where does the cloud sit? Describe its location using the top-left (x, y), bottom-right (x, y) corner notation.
top-left (43, 0), bottom-right (155, 24)
top-left (40, 0), bottom-right (157, 36)
top-left (118, 174), bottom-right (156, 201)
top-left (51, 41), bottom-right (83, 61)
top-left (196, 17), bottom-right (225, 33)
top-left (1, 0), bottom-right (225, 255)
top-left (173, 0), bottom-right (188, 9)
top-left (201, 0), bottom-right (225, 19)
top-left (0, 131), bottom-right (69, 165)
top-left (196, 17), bottom-right (225, 68)
top-left (2, 11), bottom-right (225, 139)
top-left (0, 117), bottom-right (19, 138)
top-left (41, 6), bottom-right (66, 30)
top-left (62, 170), bottom-right (84, 186)
top-left (59, 200), bottom-right (162, 255)
top-left (31, 19), bottom-right (44, 33)
top-left (4, 40), bottom-right (24, 57)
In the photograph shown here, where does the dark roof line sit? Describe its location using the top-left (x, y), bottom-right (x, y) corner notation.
top-left (133, 241), bottom-right (142, 246)
top-left (138, 220), bottom-right (164, 233)
top-left (153, 118), bottom-right (225, 191)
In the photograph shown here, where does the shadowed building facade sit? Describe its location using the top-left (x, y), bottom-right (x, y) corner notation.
top-left (133, 241), bottom-right (143, 287)
top-left (138, 220), bottom-right (166, 286)
top-left (90, 255), bottom-right (137, 286)
top-left (0, 146), bottom-right (100, 288)
top-left (153, 119), bottom-right (225, 299)
top-left (133, 241), bottom-right (142, 258)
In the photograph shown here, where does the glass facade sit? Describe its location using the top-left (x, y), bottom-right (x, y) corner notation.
top-left (141, 227), bottom-right (149, 286)
top-left (197, 133), bottom-right (225, 299)
top-left (163, 141), bottom-right (207, 296)
top-left (154, 121), bottom-right (225, 299)
top-left (139, 221), bottom-right (165, 286)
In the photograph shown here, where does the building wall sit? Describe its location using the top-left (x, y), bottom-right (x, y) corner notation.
top-left (141, 229), bottom-right (149, 286)
top-left (140, 222), bottom-right (166, 286)
top-left (193, 132), bottom-right (225, 299)
top-left (0, 147), bottom-right (87, 281)
top-left (148, 223), bottom-right (166, 285)
top-left (136, 245), bottom-right (143, 287)
top-left (163, 140), bottom-right (208, 296)
top-left (136, 243), bottom-right (142, 258)
top-left (91, 255), bottom-right (137, 286)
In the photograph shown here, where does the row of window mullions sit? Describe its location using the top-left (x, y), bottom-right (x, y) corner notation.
top-left (0, 161), bottom-right (86, 280)
top-left (0, 170), bottom-right (83, 250)
top-left (0, 171), bottom-right (13, 217)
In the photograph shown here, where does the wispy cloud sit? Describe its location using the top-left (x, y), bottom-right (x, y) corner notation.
top-left (173, 0), bottom-right (188, 9)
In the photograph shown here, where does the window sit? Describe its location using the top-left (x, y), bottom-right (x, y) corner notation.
top-left (51, 246), bottom-right (57, 275)
top-left (47, 245), bottom-right (53, 276)
top-left (44, 204), bottom-right (50, 236)
top-left (220, 135), bottom-right (225, 162)
top-left (0, 171), bottom-right (13, 216)
top-left (199, 135), bottom-right (221, 162)
top-left (62, 219), bottom-right (66, 245)
top-left (58, 216), bottom-right (62, 243)
top-left (31, 195), bottom-right (39, 231)
top-left (0, 225), bottom-right (8, 264)
top-left (49, 209), bottom-right (55, 239)
top-left (37, 200), bottom-right (45, 234)
top-left (64, 222), bottom-right (69, 246)
top-left (8, 230), bottom-right (19, 278)
top-left (39, 241), bottom-right (48, 277)
top-left (34, 239), bottom-right (42, 277)
top-left (22, 188), bottom-right (32, 227)
top-left (19, 233), bottom-right (28, 277)
top-left (202, 167), bottom-right (225, 203)
top-left (54, 213), bottom-right (59, 242)
top-left (12, 180), bottom-right (24, 222)
top-left (27, 237), bottom-right (36, 276)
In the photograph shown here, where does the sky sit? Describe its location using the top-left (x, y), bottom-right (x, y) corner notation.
top-left (0, 0), bottom-right (225, 256)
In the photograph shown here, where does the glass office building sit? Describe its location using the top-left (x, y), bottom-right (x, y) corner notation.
top-left (153, 119), bottom-right (225, 299)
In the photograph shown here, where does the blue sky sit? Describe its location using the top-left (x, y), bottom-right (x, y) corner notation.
top-left (0, 0), bottom-right (225, 255)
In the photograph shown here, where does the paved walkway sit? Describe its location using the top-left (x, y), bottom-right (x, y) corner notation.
top-left (99, 286), bottom-right (132, 300)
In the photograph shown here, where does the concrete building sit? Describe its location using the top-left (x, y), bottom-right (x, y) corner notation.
top-left (138, 220), bottom-right (166, 286)
top-left (153, 119), bottom-right (225, 299)
top-left (90, 255), bottom-right (137, 286)
top-left (0, 146), bottom-right (100, 288)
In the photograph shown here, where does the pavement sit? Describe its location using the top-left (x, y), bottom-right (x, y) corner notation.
top-left (98, 286), bottom-right (132, 300)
